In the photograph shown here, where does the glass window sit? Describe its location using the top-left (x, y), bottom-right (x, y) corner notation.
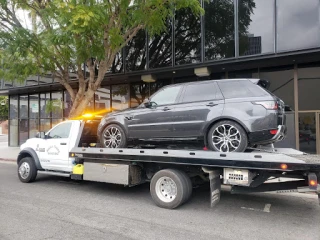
top-left (26, 76), bottom-right (38, 86)
top-left (63, 91), bottom-right (72, 118)
top-left (298, 65), bottom-right (320, 111)
top-left (130, 83), bottom-right (150, 108)
top-left (95, 87), bottom-right (111, 112)
top-left (52, 118), bottom-right (64, 128)
top-left (29, 94), bottom-right (39, 119)
top-left (39, 74), bottom-right (53, 84)
top-left (29, 119), bottom-right (39, 139)
top-left (19, 95), bottom-right (28, 119)
top-left (239, 0), bottom-right (274, 56)
top-left (299, 112), bottom-right (316, 154)
top-left (175, 7), bottom-right (201, 65)
top-left (9, 96), bottom-right (18, 119)
top-left (51, 92), bottom-right (63, 119)
top-left (19, 119), bottom-right (28, 144)
top-left (47, 122), bottom-right (72, 139)
top-left (111, 85), bottom-right (129, 111)
top-left (40, 119), bottom-right (51, 132)
top-left (108, 52), bottom-right (123, 74)
top-left (150, 79), bottom-right (172, 95)
top-left (259, 66), bottom-right (294, 109)
top-left (277, 0), bottom-right (320, 52)
top-left (40, 93), bottom-right (50, 118)
top-left (149, 19), bottom-right (173, 68)
top-left (3, 79), bottom-right (13, 89)
top-left (9, 119), bottom-right (18, 146)
top-left (150, 86), bottom-right (182, 105)
top-left (182, 82), bottom-right (217, 102)
top-left (14, 79), bottom-right (25, 87)
top-left (204, 0), bottom-right (235, 61)
top-left (125, 30), bottom-right (147, 71)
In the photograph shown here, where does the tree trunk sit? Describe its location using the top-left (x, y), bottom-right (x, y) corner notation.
top-left (68, 88), bottom-right (96, 118)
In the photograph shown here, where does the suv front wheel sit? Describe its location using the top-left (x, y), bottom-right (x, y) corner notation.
top-left (207, 120), bottom-right (248, 152)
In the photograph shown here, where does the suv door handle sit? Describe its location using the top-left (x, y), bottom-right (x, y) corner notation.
top-left (163, 107), bottom-right (171, 111)
top-left (60, 143), bottom-right (67, 145)
top-left (206, 102), bottom-right (218, 107)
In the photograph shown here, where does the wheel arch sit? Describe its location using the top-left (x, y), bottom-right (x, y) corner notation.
top-left (17, 148), bottom-right (43, 170)
top-left (203, 117), bottom-right (250, 147)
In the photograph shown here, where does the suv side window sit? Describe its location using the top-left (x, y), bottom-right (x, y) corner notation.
top-left (47, 122), bottom-right (72, 139)
top-left (182, 82), bottom-right (218, 103)
top-left (218, 80), bottom-right (268, 99)
top-left (150, 86), bottom-right (182, 105)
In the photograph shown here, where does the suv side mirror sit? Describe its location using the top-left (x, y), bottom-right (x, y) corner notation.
top-left (36, 131), bottom-right (46, 139)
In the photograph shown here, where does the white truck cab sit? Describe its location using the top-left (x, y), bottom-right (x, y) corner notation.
top-left (20, 120), bottom-right (81, 172)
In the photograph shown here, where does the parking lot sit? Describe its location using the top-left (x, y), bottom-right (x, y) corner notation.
top-left (0, 161), bottom-right (319, 240)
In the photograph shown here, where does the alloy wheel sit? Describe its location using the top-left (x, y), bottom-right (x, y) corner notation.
top-left (212, 124), bottom-right (241, 152)
top-left (103, 126), bottom-right (122, 148)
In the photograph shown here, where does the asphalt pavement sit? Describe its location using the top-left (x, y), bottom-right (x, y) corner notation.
top-left (0, 161), bottom-right (319, 240)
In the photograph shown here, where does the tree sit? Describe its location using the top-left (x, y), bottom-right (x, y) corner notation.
top-left (0, 96), bottom-right (8, 123)
top-left (0, 0), bottom-right (203, 117)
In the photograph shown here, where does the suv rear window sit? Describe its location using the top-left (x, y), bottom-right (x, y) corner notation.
top-left (182, 82), bottom-right (219, 102)
top-left (218, 80), bottom-right (268, 99)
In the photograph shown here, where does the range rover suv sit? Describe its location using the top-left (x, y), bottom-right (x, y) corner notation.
top-left (97, 79), bottom-right (286, 152)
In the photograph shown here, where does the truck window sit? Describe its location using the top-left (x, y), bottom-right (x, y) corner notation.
top-left (47, 122), bottom-right (72, 139)
top-left (181, 82), bottom-right (218, 102)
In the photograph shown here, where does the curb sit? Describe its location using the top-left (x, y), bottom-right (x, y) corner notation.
top-left (0, 158), bottom-right (15, 162)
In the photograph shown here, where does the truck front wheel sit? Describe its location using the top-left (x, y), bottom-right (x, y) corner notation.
top-left (18, 157), bottom-right (37, 183)
top-left (150, 169), bottom-right (191, 209)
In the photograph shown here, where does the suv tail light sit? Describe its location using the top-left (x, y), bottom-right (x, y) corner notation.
top-left (253, 101), bottom-right (278, 110)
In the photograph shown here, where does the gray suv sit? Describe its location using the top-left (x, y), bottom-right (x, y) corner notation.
top-left (97, 79), bottom-right (286, 152)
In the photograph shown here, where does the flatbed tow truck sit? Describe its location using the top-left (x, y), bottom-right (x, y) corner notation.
top-left (17, 118), bottom-right (320, 209)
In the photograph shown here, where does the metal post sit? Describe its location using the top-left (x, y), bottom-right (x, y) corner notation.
top-left (294, 64), bottom-right (299, 150)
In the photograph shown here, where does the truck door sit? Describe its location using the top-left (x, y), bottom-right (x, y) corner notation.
top-left (39, 121), bottom-right (73, 171)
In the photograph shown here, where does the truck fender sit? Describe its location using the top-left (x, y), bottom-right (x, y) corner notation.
top-left (17, 148), bottom-right (44, 170)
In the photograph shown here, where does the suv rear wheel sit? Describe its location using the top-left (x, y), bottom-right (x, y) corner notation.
top-left (100, 124), bottom-right (127, 148)
top-left (207, 120), bottom-right (248, 152)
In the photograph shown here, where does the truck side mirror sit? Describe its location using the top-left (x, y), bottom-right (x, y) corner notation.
top-left (36, 131), bottom-right (46, 139)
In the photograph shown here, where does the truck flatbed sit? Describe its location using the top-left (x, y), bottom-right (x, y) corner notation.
top-left (70, 147), bottom-right (320, 172)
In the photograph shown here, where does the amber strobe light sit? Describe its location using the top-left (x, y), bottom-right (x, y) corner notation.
top-left (280, 164), bottom-right (288, 170)
top-left (308, 173), bottom-right (318, 190)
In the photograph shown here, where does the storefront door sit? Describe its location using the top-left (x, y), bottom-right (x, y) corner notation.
top-left (298, 112), bottom-right (320, 154)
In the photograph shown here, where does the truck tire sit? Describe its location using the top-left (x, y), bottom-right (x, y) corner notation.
top-left (180, 171), bottom-right (193, 203)
top-left (150, 169), bottom-right (190, 209)
top-left (100, 124), bottom-right (127, 148)
top-left (207, 120), bottom-right (248, 152)
top-left (18, 157), bottom-right (37, 183)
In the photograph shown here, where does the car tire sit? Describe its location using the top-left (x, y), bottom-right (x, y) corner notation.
top-left (100, 124), bottom-right (127, 148)
top-left (18, 157), bottom-right (37, 183)
top-left (150, 169), bottom-right (190, 209)
top-left (207, 120), bottom-right (248, 152)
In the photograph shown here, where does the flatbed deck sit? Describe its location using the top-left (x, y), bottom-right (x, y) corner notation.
top-left (70, 147), bottom-right (320, 171)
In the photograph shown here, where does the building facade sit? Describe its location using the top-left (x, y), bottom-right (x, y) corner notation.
top-left (1, 0), bottom-right (320, 154)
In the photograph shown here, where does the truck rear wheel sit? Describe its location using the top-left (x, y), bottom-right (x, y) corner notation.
top-left (150, 169), bottom-right (191, 209)
top-left (18, 157), bottom-right (37, 183)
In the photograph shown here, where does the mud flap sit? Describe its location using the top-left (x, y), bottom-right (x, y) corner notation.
top-left (202, 168), bottom-right (221, 208)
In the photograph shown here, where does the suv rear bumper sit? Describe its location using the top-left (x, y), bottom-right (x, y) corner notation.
top-left (249, 125), bottom-right (287, 146)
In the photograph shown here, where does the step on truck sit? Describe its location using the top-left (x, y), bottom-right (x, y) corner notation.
top-left (17, 118), bottom-right (320, 209)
